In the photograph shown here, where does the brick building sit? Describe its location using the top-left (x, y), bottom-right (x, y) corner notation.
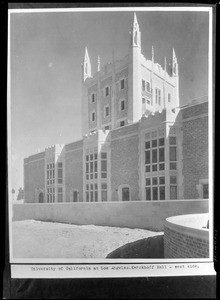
top-left (23, 14), bottom-right (209, 204)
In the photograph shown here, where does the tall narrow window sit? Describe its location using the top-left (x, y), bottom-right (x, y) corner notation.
top-left (158, 89), bottom-right (161, 105)
top-left (120, 100), bottom-right (125, 111)
top-left (58, 162), bottom-right (63, 184)
top-left (91, 93), bottom-right (95, 103)
top-left (170, 176), bottom-right (177, 200)
top-left (94, 183), bottom-right (98, 202)
top-left (105, 86), bottom-right (109, 97)
top-left (146, 81), bottom-right (151, 92)
top-left (101, 183), bottom-right (107, 201)
top-left (155, 88), bottom-right (161, 105)
top-left (105, 106), bottom-right (110, 117)
top-left (169, 136), bottom-right (177, 170)
top-left (101, 152), bottom-right (107, 179)
top-left (91, 112), bottom-right (96, 122)
top-left (58, 187), bottom-right (63, 202)
top-left (120, 79), bottom-right (125, 90)
top-left (142, 80), bottom-right (145, 91)
top-left (203, 184), bottom-right (209, 199)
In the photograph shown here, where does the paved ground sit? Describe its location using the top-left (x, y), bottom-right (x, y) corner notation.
top-left (12, 220), bottom-right (163, 259)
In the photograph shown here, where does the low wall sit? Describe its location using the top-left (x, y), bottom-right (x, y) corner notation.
top-left (13, 200), bottom-right (208, 231)
top-left (164, 213), bottom-right (209, 258)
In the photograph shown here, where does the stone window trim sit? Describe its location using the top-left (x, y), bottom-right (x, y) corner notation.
top-left (120, 76), bottom-right (126, 90)
top-left (104, 104), bottom-right (110, 118)
top-left (105, 85), bottom-right (110, 97)
top-left (118, 184), bottom-right (131, 201)
top-left (102, 123), bottom-right (111, 131)
top-left (155, 87), bottom-right (162, 105)
top-left (142, 79), bottom-right (151, 93)
top-left (196, 179), bottom-right (209, 199)
top-left (117, 117), bottom-right (127, 127)
top-left (89, 92), bottom-right (96, 104)
top-left (90, 110), bottom-right (96, 123)
top-left (119, 98), bottom-right (126, 111)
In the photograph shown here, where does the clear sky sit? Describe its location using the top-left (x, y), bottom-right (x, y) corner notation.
top-left (10, 9), bottom-right (209, 192)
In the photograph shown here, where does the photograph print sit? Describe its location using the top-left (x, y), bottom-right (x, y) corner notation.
top-left (8, 7), bottom-right (214, 266)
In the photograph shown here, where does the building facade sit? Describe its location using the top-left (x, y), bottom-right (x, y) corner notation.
top-left (23, 14), bottom-right (209, 204)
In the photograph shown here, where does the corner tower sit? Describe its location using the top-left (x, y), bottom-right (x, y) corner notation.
top-left (128, 13), bottom-right (142, 123)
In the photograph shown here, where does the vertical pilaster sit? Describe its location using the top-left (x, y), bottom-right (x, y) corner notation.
top-left (165, 123), bottom-right (170, 200)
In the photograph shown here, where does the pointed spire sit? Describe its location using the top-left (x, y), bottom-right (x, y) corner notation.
top-left (133, 12), bottom-right (138, 27)
top-left (152, 46), bottom-right (154, 63)
top-left (130, 12), bottom-right (141, 48)
top-left (97, 56), bottom-right (100, 72)
top-left (82, 47), bottom-right (91, 81)
top-left (172, 48), bottom-right (176, 59)
top-left (172, 48), bottom-right (178, 76)
top-left (84, 47), bottom-right (90, 62)
top-left (164, 56), bottom-right (167, 72)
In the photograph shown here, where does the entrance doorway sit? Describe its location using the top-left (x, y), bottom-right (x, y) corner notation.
top-left (122, 187), bottom-right (130, 201)
top-left (38, 192), bottom-right (43, 203)
top-left (73, 190), bottom-right (79, 202)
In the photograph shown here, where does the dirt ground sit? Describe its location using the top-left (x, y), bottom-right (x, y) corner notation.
top-left (12, 220), bottom-right (163, 259)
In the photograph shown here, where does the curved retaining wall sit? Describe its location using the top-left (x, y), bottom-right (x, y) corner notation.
top-left (164, 213), bottom-right (209, 258)
top-left (13, 199), bottom-right (208, 231)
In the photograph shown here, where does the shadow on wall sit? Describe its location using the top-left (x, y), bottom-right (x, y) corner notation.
top-left (106, 234), bottom-right (164, 258)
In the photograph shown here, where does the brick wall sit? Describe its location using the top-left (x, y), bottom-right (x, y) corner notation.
top-left (24, 154), bottom-right (45, 203)
top-left (111, 130), bottom-right (139, 201)
top-left (182, 102), bottom-right (208, 198)
top-left (65, 147), bottom-right (83, 202)
top-left (164, 214), bottom-right (209, 258)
